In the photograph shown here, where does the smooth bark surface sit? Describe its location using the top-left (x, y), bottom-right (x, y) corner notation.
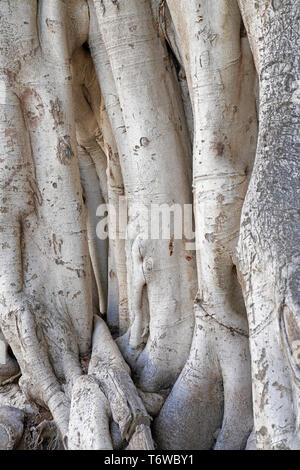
top-left (0, 0), bottom-right (298, 451)
top-left (90, 0), bottom-right (197, 393)
top-left (154, 0), bottom-right (257, 450)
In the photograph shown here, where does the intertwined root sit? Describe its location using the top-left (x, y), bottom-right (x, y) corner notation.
top-left (0, 297), bottom-right (84, 440)
top-left (0, 406), bottom-right (24, 450)
top-left (154, 310), bottom-right (253, 450)
top-left (0, 310), bottom-right (155, 449)
top-left (68, 315), bottom-right (154, 449)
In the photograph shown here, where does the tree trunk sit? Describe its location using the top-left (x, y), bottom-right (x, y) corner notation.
top-left (89, 0), bottom-right (197, 393)
top-left (0, 0), bottom-right (92, 439)
top-left (237, 0), bottom-right (300, 450)
top-left (0, 0), bottom-right (298, 451)
top-left (154, 0), bottom-right (257, 449)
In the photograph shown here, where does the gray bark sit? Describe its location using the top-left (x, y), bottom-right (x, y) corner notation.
top-left (0, 0), bottom-right (298, 451)
top-left (237, 0), bottom-right (300, 450)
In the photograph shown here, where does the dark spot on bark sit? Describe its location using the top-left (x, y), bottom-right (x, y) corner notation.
top-left (215, 211), bottom-right (227, 232)
top-left (80, 353), bottom-right (91, 374)
top-left (240, 20), bottom-right (247, 38)
top-left (46, 18), bottom-right (60, 33)
top-left (195, 24), bottom-right (218, 45)
top-left (111, 0), bottom-right (119, 9)
top-left (241, 216), bottom-right (251, 227)
top-left (216, 142), bottom-right (224, 156)
top-left (82, 42), bottom-right (90, 53)
top-left (100, 0), bottom-right (106, 15)
top-left (107, 144), bottom-right (113, 160)
top-left (140, 137), bottom-right (150, 147)
top-left (50, 98), bottom-right (64, 129)
top-left (169, 237), bottom-right (174, 256)
top-left (109, 168), bottom-right (115, 183)
top-left (109, 269), bottom-right (116, 279)
top-left (3, 68), bottom-right (17, 87)
top-left (186, 256), bottom-right (192, 261)
top-left (57, 136), bottom-right (74, 165)
top-left (204, 232), bottom-right (215, 243)
top-left (72, 291), bottom-right (81, 299)
top-left (258, 426), bottom-right (268, 437)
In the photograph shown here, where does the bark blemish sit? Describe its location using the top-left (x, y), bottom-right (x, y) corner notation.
top-left (195, 25), bottom-right (218, 45)
top-left (50, 98), bottom-right (64, 129)
top-left (109, 168), bottom-right (115, 183)
top-left (140, 137), bottom-right (150, 147)
top-left (110, 269), bottom-right (116, 279)
top-left (100, 0), bottom-right (105, 16)
top-left (111, 0), bottom-right (120, 10)
top-left (259, 381), bottom-right (269, 411)
top-left (258, 426), bottom-right (268, 437)
top-left (45, 18), bottom-right (60, 33)
top-left (204, 232), bottom-right (215, 243)
top-left (21, 88), bottom-right (45, 127)
top-left (216, 142), bottom-right (224, 156)
top-left (169, 237), bottom-right (174, 256)
top-left (3, 68), bottom-right (18, 87)
top-left (57, 136), bottom-right (74, 165)
top-left (240, 20), bottom-right (247, 38)
top-left (72, 291), bottom-right (81, 300)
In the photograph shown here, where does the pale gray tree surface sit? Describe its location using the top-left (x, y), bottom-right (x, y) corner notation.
top-left (0, 0), bottom-right (299, 450)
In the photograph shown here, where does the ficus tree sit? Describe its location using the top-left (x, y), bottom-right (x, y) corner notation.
top-left (0, 0), bottom-right (298, 451)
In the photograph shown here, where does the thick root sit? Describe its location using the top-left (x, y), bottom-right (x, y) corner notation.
top-left (0, 406), bottom-right (24, 450)
top-left (68, 375), bottom-right (113, 450)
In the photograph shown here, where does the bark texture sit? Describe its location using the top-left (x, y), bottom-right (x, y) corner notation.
top-left (89, 0), bottom-right (197, 393)
top-left (237, 0), bottom-right (300, 450)
top-left (154, 0), bottom-right (257, 450)
top-left (0, 0), bottom-right (298, 451)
